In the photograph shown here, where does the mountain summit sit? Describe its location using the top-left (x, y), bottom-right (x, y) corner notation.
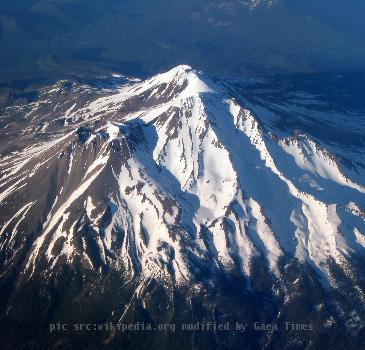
top-left (0, 66), bottom-right (365, 349)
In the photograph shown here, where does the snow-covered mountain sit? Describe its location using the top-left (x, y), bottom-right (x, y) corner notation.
top-left (1, 65), bottom-right (365, 349)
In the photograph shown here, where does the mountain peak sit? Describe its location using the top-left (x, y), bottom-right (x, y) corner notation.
top-left (149, 64), bottom-right (219, 98)
top-left (170, 64), bottom-right (193, 73)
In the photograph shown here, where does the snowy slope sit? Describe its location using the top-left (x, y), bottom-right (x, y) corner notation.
top-left (1, 65), bottom-right (364, 289)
